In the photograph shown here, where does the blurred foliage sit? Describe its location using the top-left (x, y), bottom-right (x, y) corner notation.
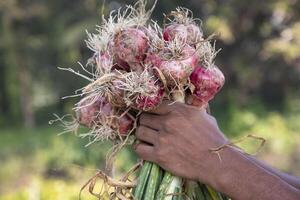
top-left (0, 0), bottom-right (300, 199)
top-left (0, 127), bottom-right (136, 199)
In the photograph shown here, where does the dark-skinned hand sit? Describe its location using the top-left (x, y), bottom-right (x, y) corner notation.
top-left (134, 101), bottom-right (300, 200)
top-left (134, 100), bottom-right (228, 184)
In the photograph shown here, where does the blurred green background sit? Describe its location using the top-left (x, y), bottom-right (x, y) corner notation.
top-left (1, 0), bottom-right (300, 199)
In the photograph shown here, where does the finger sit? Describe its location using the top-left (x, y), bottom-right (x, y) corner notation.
top-left (139, 113), bottom-right (163, 130)
top-left (206, 104), bottom-right (211, 114)
top-left (136, 126), bottom-right (158, 145)
top-left (134, 142), bottom-right (155, 162)
top-left (146, 100), bottom-right (175, 115)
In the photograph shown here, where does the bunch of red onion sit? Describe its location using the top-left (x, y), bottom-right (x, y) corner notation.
top-left (57, 1), bottom-right (227, 200)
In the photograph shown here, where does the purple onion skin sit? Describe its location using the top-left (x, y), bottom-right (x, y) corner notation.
top-left (144, 53), bottom-right (163, 68)
top-left (163, 24), bottom-right (188, 42)
top-left (163, 24), bottom-right (203, 46)
top-left (77, 98), bottom-right (103, 128)
top-left (113, 58), bottom-right (131, 72)
top-left (133, 83), bottom-right (164, 111)
top-left (158, 45), bottom-right (198, 86)
top-left (114, 28), bottom-right (149, 64)
top-left (77, 98), bottom-right (133, 135)
top-left (190, 65), bottom-right (225, 106)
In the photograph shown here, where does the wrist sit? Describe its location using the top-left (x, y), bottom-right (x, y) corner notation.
top-left (198, 145), bottom-right (258, 198)
top-left (202, 146), bottom-right (241, 191)
top-left (201, 146), bottom-right (299, 200)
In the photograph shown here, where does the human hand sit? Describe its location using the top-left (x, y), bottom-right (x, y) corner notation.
top-left (134, 101), bottom-right (228, 184)
top-left (134, 101), bottom-right (300, 199)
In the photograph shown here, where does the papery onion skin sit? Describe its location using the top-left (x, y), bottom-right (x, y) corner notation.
top-left (133, 85), bottom-right (164, 111)
top-left (113, 57), bottom-right (131, 72)
top-left (158, 45), bottom-right (198, 86)
top-left (189, 65), bottom-right (225, 105)
top-left (144, 53), bottom-right (163, 68)
top-left (76, 98), bottom-right (103, 128)
top-left (113, 28), bottom-right (149, 64)
top-left (163, 24), bottom-right (203, 45)
top-left (163, 24), bottom-right (188, 42)
top-left (109, 79), bottom-right (127, 107)
top-left (118, 114), bottom-right (134, 135)
top-left (91, 52), bottom-right (114, 74)
top-left (77, 97), bottom-right (133, 135)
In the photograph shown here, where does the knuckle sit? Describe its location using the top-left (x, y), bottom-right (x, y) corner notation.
top-left (177, 102), bottom-right (188, 110)
top-left (181, 104), bottom-right (194, 113)
top-left (177, 102), bottom-right (186, 109)
top-left (135, 126), bottom-right (144, 138)
top-left (134, 145), bottom-right (142, 155)
top-left (155, 149), bottom-right (165, 163)
top-left (135, 145), bottom-right (148, 160)
top-left (208, 115), bottom-right (217, 123)
top-left (163, 118), bottom-right (174, 129)
top-left (173, 101), bottom-right (183, 108)
top-left (158, 135), bottom-right (168, 146)
top-left (174, 104), bottom-right (191, 116)
top-left (139, 114), bottom-right (146, 123)
top-left (139, 125), bottom-right (146, 132)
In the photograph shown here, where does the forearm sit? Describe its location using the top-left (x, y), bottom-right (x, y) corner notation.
top-left (204, 147), bottom-right (300, 200)
top-left (245, 155), bottom-right (300, 190)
